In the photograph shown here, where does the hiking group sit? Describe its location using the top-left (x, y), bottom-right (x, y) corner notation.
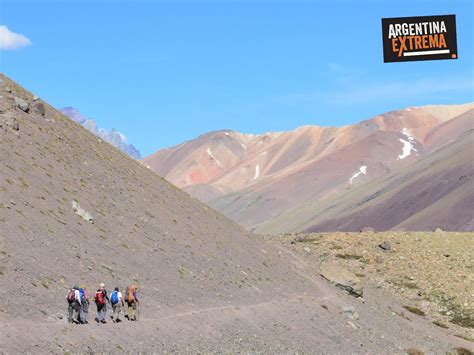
top-left (66, 283), bottom-right (139, 324)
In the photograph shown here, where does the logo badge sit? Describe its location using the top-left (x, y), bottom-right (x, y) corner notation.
top-left (382, 15), bottom-right (458, 63)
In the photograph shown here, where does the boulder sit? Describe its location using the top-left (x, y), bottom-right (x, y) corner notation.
top-left (14, 97), bottom-right (29, 112)
top-left (319, 261), bottom-right (363, 297)
top-left (71, 200), bottom-right (94, 223)
top-left (32, 102), bottom-right (46, 116)
top-left (378, 241), bottom-right (391, 251)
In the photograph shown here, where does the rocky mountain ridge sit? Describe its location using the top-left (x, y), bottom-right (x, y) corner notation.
top-left (60, 107), bottom-right (141, 159)
top-left (143, 103), bottom-right (474, 233)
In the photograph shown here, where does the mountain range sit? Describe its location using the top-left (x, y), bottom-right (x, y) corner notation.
top-left (60, 107), bottom-right (141, 159)
top-left (143, 103), bottom-right (474, 233)
top-left (4, 73), bottom-right (469, 353)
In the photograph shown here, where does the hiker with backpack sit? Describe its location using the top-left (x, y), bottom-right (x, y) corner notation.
top-left (110, 287), bottom-right (125, 323)
top-left (78, 285), bottom-right (90, 324)
top-left (126, 285), bottom-right (139, 321)
top-left (94, 283), bottom-right (110, 324)
top-left (66, 285), bottom-right (81, 324)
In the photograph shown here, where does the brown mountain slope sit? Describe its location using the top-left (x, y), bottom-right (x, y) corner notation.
top-left (144, 104), bottom-right (473, 234)
top-left (262, 128), bottom-right (473, 234)
top-left (3, 75), bottom-right (471, 352)
top-left (144, 104), bottom-right (473, 196)
top-left (304, 130), bottom-right (474, 232)
top-left (0, 74), bottom-right (305, 320)
top-left (211, 129), bottom-right (428, 229)
top-left (423, 109), bottom-right (474, 151)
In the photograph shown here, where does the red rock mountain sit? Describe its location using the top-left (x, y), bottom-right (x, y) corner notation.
top-left (143, 103), bottom-right (474, 233)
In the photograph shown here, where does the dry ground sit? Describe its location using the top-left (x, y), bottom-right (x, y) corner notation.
top-left (267, 231), bottom-right (474, 343)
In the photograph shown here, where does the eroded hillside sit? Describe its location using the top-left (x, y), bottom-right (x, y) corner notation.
top-left (143, 103), bottom-right (473, 234)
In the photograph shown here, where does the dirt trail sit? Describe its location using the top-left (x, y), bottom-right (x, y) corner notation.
top-left (2, 247), bottom-right (472, 354)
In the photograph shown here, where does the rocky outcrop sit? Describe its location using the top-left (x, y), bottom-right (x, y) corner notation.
top-left (319, 261), bottom-right (363, 297)
top-left (14, 97), bottom-right (29, 112)
top-left (71, 200), bottom-right (94, 224)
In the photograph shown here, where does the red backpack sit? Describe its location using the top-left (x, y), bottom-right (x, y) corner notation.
top-left (94, 290), bottom-right (105, 305)
top-left (67, 289), bottom-right (76, 303)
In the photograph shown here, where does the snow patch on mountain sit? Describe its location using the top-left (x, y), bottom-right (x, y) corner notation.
top-left (253, 164), bottom-right (260, 179)
top-left (398, 139), bottom-right (416, 159)
top-left (207, 147), bottom-right (222, 168)
top-left (397, 128), bottom-right (417, 160)
top-left (349, 165), bottom-right (367, 184)
top-left (401, 127), bottom-right (415, 141)
top-left (60, 107), bottom-right (141, 159)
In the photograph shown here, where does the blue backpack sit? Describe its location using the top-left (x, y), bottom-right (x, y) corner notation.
top-left (79, 288), bottom-right (86, 303)
top-left (111, 291), bottom-right (119, 305)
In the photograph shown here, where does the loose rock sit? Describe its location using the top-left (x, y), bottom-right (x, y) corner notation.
top-left (342, 305), bottom-right (355, 313)
top-left (71, 199), bottom-right (94, 223)
top-left (14, 97), bottom-right (29, 112)
top-left (379, 241), bottom-right (391, 251)
top-left (320, 261), bottom-right (363, 297)
top-left (341, 306), bottom-right (359, 321)
top-left (32, 102), bottom-right (46, 116)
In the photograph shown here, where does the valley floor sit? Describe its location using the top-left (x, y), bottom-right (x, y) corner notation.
top-left (2, 232), bottom-right (473, 354)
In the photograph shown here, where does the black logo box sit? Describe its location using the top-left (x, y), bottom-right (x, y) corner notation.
top-left (382, 14), bottom-right (457, 63)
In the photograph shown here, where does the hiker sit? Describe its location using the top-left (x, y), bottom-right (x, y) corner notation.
top-left (94, 283), bottom-right (110, 323)
top-left (110, 287), bottom-right (125, 323)
top-left (126, 285), bottom-right (139, 321)
top-left (78, 285), bottom-right (89, 324)
top-left (66, 285), bottom-right (81, 324)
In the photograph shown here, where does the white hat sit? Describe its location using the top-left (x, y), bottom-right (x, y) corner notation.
top-left (100, 283), bottom-right (105, 288)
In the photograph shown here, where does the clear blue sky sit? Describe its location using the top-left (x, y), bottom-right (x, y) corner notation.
top-left (1, 0), bottom-right (473, 156)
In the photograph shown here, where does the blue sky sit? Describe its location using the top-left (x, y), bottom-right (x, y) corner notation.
top-left (1, 0), bottom-right (473, 156)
